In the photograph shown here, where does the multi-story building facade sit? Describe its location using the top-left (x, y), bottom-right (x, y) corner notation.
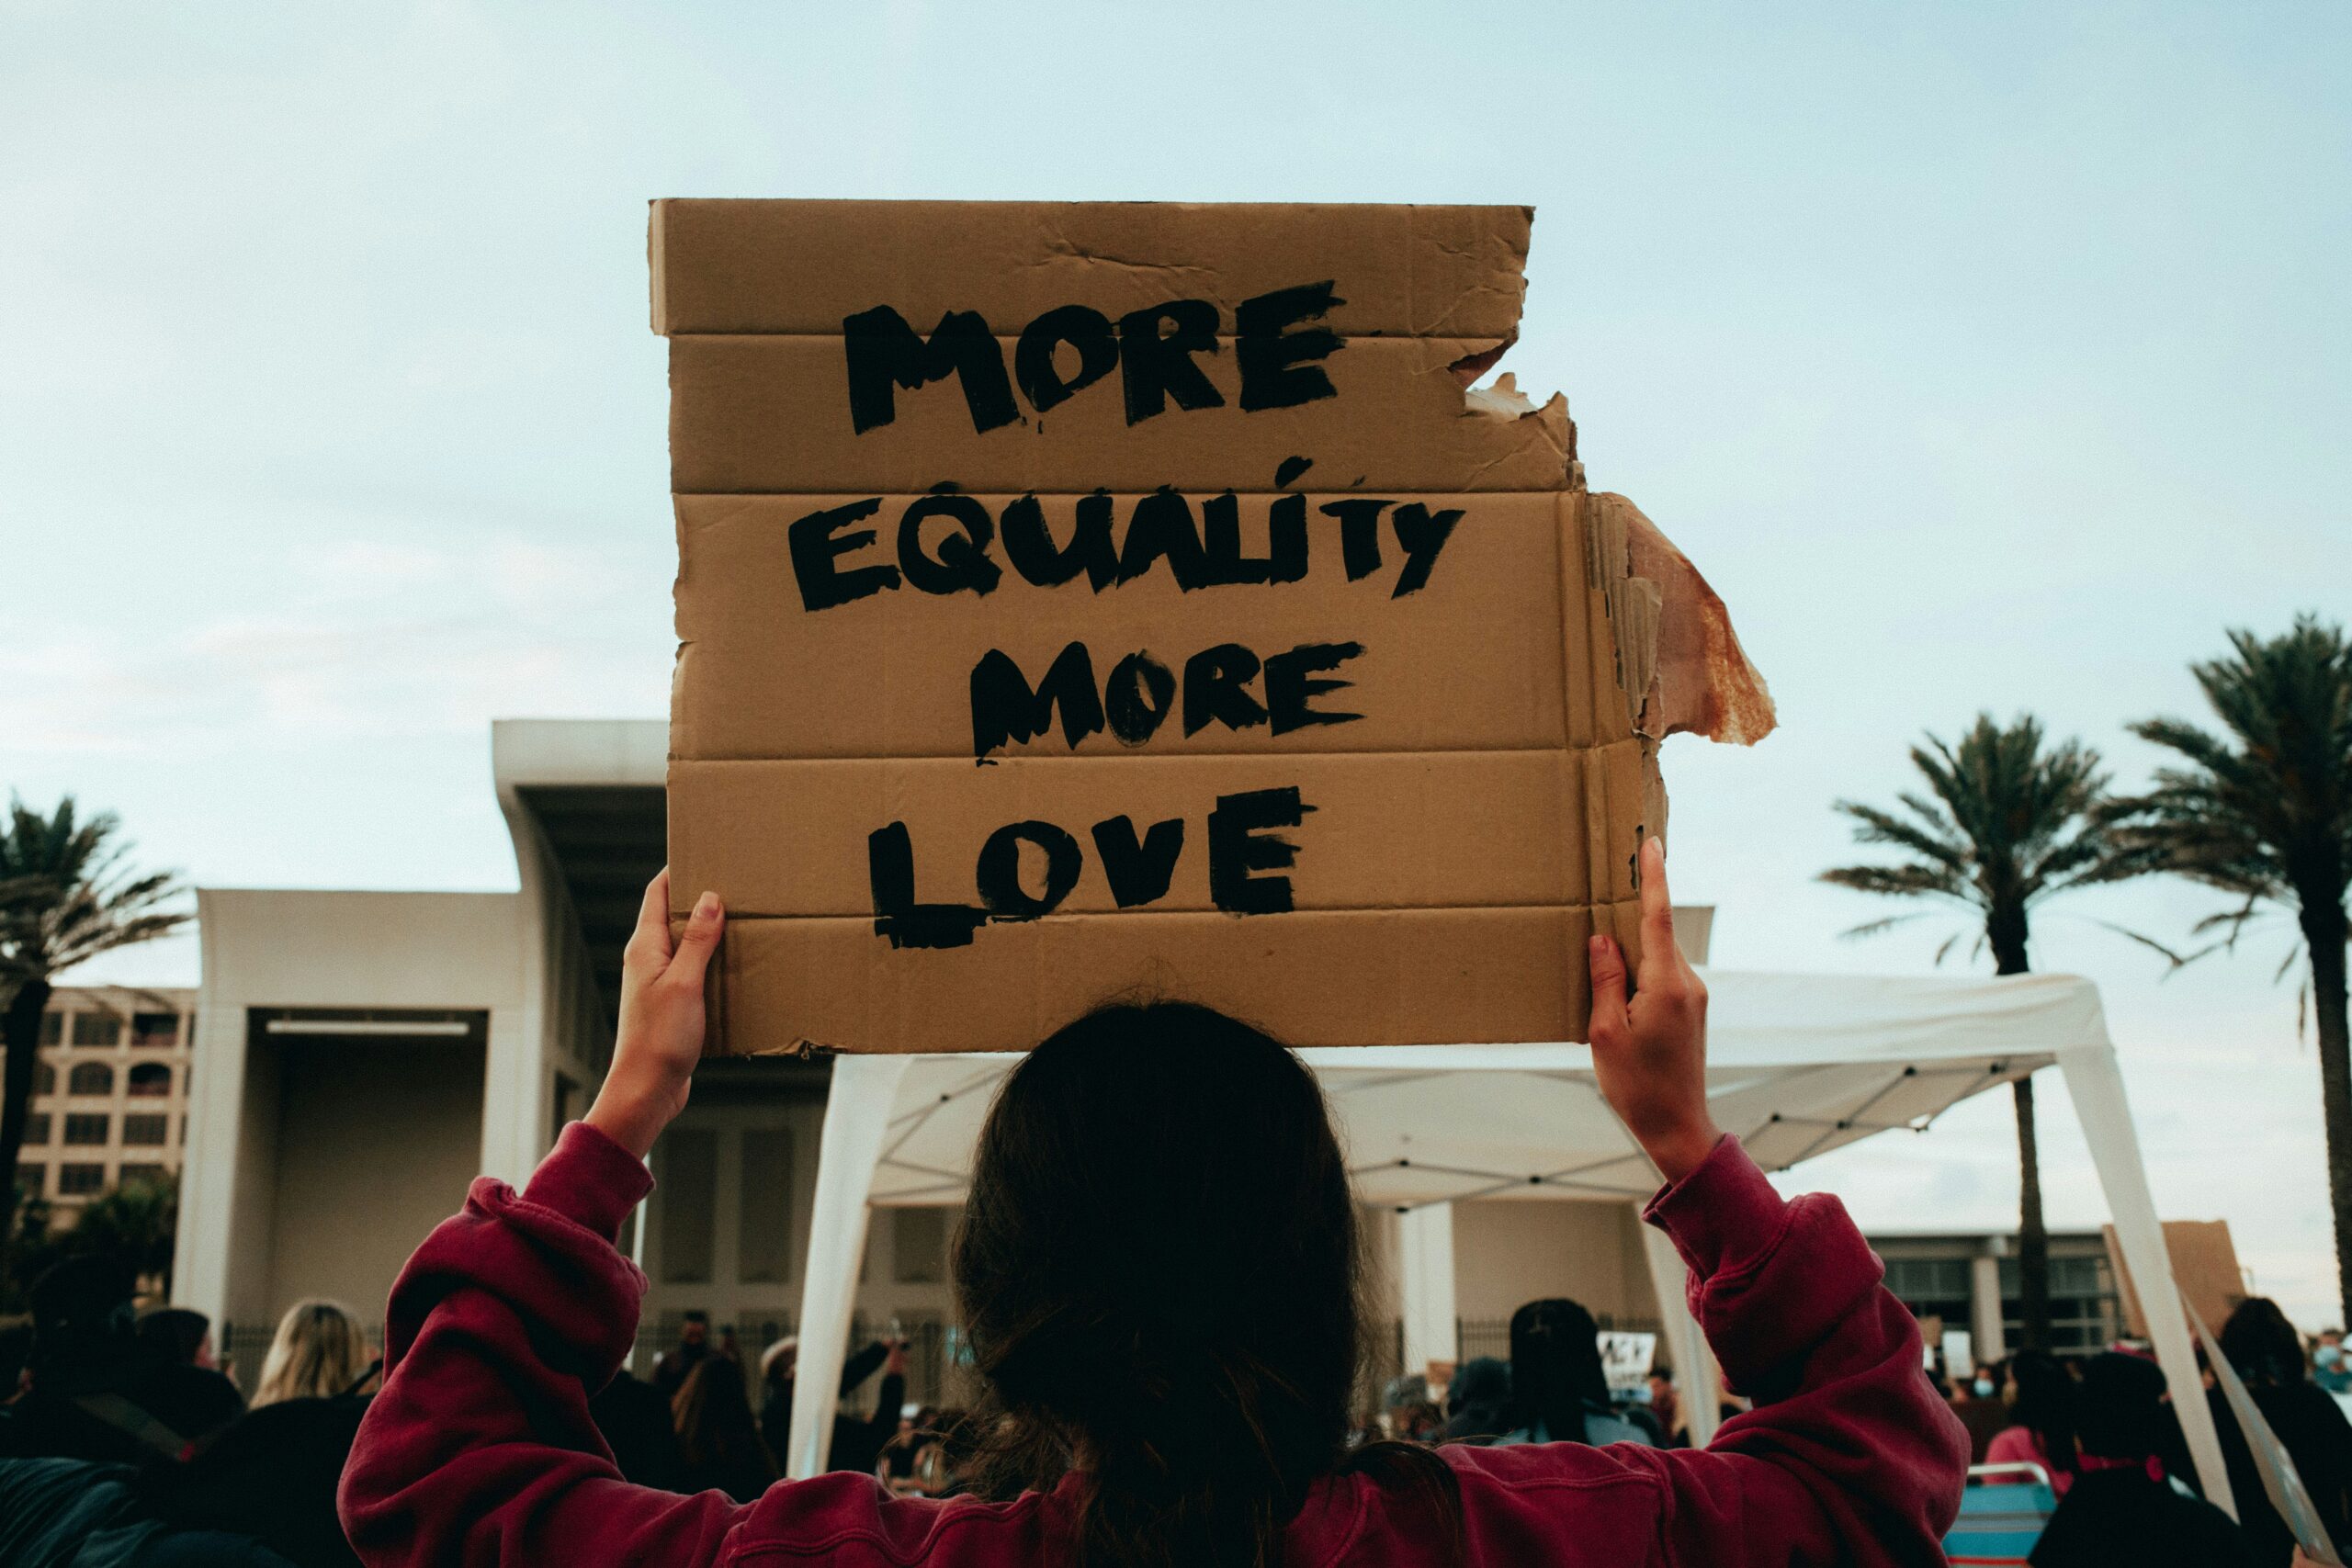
top-left (15, 984), bottom-right (198, 1212)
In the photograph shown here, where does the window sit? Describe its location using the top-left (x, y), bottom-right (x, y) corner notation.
top-left (72, 1013), bottom-right (121, 1047)
top-left (63, 1113), bottom-right (110, 1146)
top-left (131, 1012), bottom-right (180, 1047)
top-left (659, 1128), bottom-right (718, 1285)
top-left (118, 1163), bottom-right (168, 1190)
top-left (127, 1064), bottom-right (171, 1098)
top-left (57, 1164), bottom-right (105, 1196)
top-left (34, 1061), bottom-right (54, 1095)
top-left (122, 1113), bottom-right (169, 1146)
top-left (39, 1011), bottom-right (62, 1045)
top-left (739, 1128), bottom-right (797, 1284)
top-left (68, 1063), bottom-right (114, 1096)
top-left (23, 1113), bottom-right (49, 1145)
top-left (16, 1164), bottom-right (42, 1197)
top-left (1883, 1256), bottom-right (1974, 1331)
top-left (893, 1208), bottom-right (947, 1284)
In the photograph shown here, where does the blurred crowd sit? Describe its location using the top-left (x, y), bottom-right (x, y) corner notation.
top-left (7, 1269), bottom-right (2352, 1568)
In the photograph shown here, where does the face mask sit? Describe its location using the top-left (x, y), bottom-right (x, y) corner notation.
top-left (1973, 1378), bottom-right (1996, 1398)
top-left (2319, 1346), bottom-right (2343, 1368)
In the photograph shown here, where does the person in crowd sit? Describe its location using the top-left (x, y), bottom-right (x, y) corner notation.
top-left (0, 1453), bottom-right (300, 1566)
top-left (591, 1364), bottom-right (684, 1490)
top-left (1985, 1349), bottom-right (2082, 1495)
top-left (1951, 1359), bottom-right (2014, 1461)
top-left (2314, 1329), bottom-right (2352, 1396)
top-left (652, 1312), bottom-right (710, 1402)
top-left (1643, 1369), bottom-right (1685, 1447)
top-left (2206, 1295), bottom-right (2352, 1564)
top-left (754, 1334), bottom-right (909, 1475)
top-left (2029, 1350), bottom-right (2259, 1567)
top-left (671, 1356), bottom-right (776, 1502)
top-left (338, 850), bottom-right (1972, 1566)
top-left (138, 1309), bottom-right (218, 1371)
top-left (878, 1406), bottom-right (930, 1494)
top-left (138, 1388), bottom-right (373, 1567)
top-left (1438, 1356), bottom-right (1512, 1442)
top-left (252, 1301), bottom-right (374, 1409)
top-left (1494, 1296), bottom-right (1654, 1448)
top-left (0, 1257), bottom-right (243, 1461)
top-left (908, 1408), bottom-right (972, 1499)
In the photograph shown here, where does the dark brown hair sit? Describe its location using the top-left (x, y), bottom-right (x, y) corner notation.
top-left (952, 1001), bottom-right (1459, 1568)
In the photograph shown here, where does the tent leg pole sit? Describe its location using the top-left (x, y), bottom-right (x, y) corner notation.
top-left (1396, 1203), bottom-right (1458, 1384)
top-left (787, 1054), bottom-right (910, 1480)
top-left (2060, 1044), bottom-right (2236, 1519)
top-left (1640, 1210), bottom-right (1722, 1447)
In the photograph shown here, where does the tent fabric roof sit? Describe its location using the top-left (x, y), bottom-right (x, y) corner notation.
top-left (861, 969), bottom-right (2109, 1212)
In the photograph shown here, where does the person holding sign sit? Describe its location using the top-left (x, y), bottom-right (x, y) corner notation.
top-left (337, 841), bottom-right (1969, 1567)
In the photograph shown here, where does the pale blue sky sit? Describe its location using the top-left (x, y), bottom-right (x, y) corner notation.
top-left (5, 3), bottom-right (2348, 1317)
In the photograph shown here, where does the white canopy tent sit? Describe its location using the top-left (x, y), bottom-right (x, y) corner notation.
top-left (783, 968), bottom-right (2234, 1518)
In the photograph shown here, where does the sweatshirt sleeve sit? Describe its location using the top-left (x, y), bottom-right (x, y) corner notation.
top-left (337, 1122), bottom-right (752, 1567)
top-left (1623, 1136), bottom-right (1973, 1565)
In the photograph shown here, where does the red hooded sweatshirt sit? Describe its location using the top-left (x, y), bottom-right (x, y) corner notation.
top-left (340, 1123), bottom-right (1966, 1566)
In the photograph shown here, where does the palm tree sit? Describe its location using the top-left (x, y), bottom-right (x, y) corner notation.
top-left (2109, 616), bottom-right (2352, 1323)
top-left (1821, 714), bottom-right (2139, 1352)
top-left (0, 796), bottom-right (189, 1286)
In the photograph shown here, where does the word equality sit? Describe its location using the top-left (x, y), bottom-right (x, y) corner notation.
top-left (789, 488), bottom-right (1464, 614)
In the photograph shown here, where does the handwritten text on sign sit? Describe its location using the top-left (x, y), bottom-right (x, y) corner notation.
top-left (792, 284), bottom-right (1467, 948)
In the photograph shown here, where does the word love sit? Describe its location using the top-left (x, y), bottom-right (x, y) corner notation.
top-left (790, 485), bottom-right (1464, 613)
top-left (844, 281), bottom-right (1342, 434)
top-left (867, 786), bottom-right (1312, 950)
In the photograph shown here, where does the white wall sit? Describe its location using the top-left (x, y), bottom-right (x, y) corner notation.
top-left (176, 889), bottom-right (525, 1328)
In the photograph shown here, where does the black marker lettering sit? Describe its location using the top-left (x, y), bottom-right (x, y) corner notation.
top-left (1012, 304), bottom-right (1120, 413)
top-left (1265, 641), bottom-right (1365, 735)
top-left (1118, 299), bottom-right (1225, 423)
top-left (1318, 499), bottom-right (1390, 582)
top-left (1116, 490), bottom-right (1210, 590)
top-left (1091, 815), bottom-right (1186, 908)
top-left (1001, 492), bottom-right (1118, 591)
top-left (842, 307), bottom-right (1018, 434)
top-left (1388, 503), bottom-right (1463, 597)
top-left (898, 491), bottom-right (1002, 597)
top-left (788, 498), bottom-right (899, 612)
top-left (1208, 786), bottom-right (1312, 915)
top-left (1236, 281), bottom-right (1342, 412)
top-left (868, 822), bottom-right (987, 948)
top-left (1182, 644), bottom-right (1268, 736)
top-left (1103, 650), bottom-right (1177, 744)
top-left (969, 643), bottom-right (1104, 758)
top-left (976, 820), bottom-right (1083, 918)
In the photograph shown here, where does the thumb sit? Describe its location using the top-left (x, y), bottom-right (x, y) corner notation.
top-left (1587, 932), bottom-right (1629, 1044)
top-left (666, 890), bottom-right (724, 987)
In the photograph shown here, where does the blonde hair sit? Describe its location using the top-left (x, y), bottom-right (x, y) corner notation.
top-left (252, 1298), bottom-right (371, 1407)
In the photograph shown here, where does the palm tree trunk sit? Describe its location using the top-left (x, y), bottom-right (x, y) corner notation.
top-left (0, 976), bottom-right (52, 1292)
top-left (1989, 911), bottom-right (2052, 1355)
top-left (2304, 901), bottom-right (2352, 1328)
top-left (2010, 1077), bottom-right (2051, 1353)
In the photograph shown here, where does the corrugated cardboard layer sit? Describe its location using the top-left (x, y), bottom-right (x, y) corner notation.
top-left (668, 743), bottom-right (1653, 919)
top-left (671, 490), bottom-right (1624, 761)
top-left (708, 902), bottom-right (1638, 1055)
top-left (651, 199), bottom-right (1531, 339)
top-left (668, 334), bottom-right (1573, 496)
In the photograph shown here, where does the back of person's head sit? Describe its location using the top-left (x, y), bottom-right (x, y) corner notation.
top-left (28, 1255), bottom-right (138, 1381)
top-left (2076, 1351), bottom-right (2169, 1460)
top-left (138, 1306), bottom-right (211, 1367)
top-left (1508, 1297), bottom-right (1609, 1440)
top-left (671, 1354), bottom-right (762, 1469)
top-left (952, 1001), bottom-right (1453, 1568)
top-left (1448, 1357), bottom-right (1511, 1419)
top-left (2006, 1350), bottom-right (2079, 1474)
top-left (254, 1298), bottom-right (369, 1407)
top-left (760, 1335), bottom-right (797, 1393)
top-left (2219, 1296), bottom-right (2306, 1387)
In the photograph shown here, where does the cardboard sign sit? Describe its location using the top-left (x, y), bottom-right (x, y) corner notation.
top-left (1598, 1331), bottom-right (1658, 1397)
top-left (652, 200), bottom-right (1763, 1055)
